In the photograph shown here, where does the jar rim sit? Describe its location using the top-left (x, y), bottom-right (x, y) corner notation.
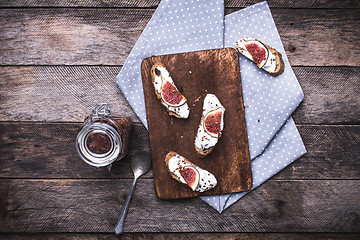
top-left (76, 121), bottom-right (122, 167)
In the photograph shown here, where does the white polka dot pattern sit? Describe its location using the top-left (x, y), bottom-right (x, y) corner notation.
top-left (115, 0), bottom-right (225, 128)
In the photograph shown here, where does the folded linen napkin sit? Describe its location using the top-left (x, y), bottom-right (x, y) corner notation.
top-left (224, 2), bottom-right (305, 159)
top-left (200, 1), bottom-right (307, 212)
top-left (115, 0), bottom-right (306, 213)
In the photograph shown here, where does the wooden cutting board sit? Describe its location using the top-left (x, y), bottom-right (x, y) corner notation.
top-left (141, 48), bottom-right (252, 200)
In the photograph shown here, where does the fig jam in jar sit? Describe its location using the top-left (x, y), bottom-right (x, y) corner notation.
top-left (76, 103), bottom-right (132, 168)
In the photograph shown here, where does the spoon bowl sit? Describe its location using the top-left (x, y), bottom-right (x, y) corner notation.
top-left (131, 152), bottom-right (152, 178)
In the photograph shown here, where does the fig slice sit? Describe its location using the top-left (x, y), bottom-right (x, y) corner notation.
top-left (179, 166), bottom-right (200, 191)
top-left (203, 108), bottom-right (223, 138)
top-left (244, 40), bottom-right (269, 68)
top-left (160, 77), bottom-right (187, 107)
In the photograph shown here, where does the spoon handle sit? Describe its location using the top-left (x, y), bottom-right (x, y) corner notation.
top-left (114, 177), bottom-right (138, 235)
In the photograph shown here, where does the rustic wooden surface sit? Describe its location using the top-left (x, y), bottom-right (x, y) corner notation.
top-left (141, 48), bottom-right (252, 199)
top-left (0, 0), bottom-right (359, 239)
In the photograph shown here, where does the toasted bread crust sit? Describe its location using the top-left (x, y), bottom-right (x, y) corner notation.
top-left (150, 63), bottom-right (183, 118)
top-left (195, 145), bottom-right (214, 158)
top-left (267, 47), bottom-right (285, 76)
top-left (235, 38), bottom-right (285, 77)
top-left (254, 38), bottom-right (284, 76)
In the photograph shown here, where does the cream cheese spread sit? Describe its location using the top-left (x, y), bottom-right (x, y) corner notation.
top-left (194, 94), bottom-right (225, 150)
top-left (167, 153), bottom-right (217, 192)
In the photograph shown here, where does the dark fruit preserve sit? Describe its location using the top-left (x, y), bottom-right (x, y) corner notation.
top-left (86, 132), bottom-right (112, 154)
top-left (76, 103), bottom-right (132, 168)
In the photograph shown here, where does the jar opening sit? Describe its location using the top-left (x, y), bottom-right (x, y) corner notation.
top-left (86, 131), bottom-right (112, 155)
top-left (76, 122), bottom-right (122, 167)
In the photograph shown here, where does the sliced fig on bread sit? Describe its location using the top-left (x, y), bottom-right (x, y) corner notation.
top-left (151, 63), bottom-right (190, 118)
top-left (203, 108), bottom-right (224, 138)
top-left (165, 151), bottom-right (217, 192)
top-left (235, 36), bottom-right (284, 76)
top-left (179, 166), bottom-right (200, 191)
top-left (243, 40), bottom-right (269, 68)
top-left (160, 77), bottom-right (187, 107)
top-left (194, 94), bottom-right (225, 158)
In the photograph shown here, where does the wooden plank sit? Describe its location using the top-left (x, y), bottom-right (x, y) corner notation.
top-left (270, 9), bottom-right (360, 67)
top-left (0, 9), bottom-right (358, 66)
top-left (0, 0), bottom-right (161, 8)
top-left (292, 67), bottom-right (360, 125)
top-left (226, 8), bottom-right (360, 67)
top-left (0, 0), bottom-right (358, 8)
top-left (0, 8), bottom-right (150, 65)
top-left (226, 0), bottom-right (360, 8)
top-left (0, 66), bottom-right (138, 122)
top-left (0, 123), bottom-right (359, 180)
top-left (1, 233), bottom-right (360, 240)
top-left (1, 66), bottom-right (358, 124)
top-left (273, 124), bottom-right (360, 180)
top-left (141, 48), bottom-right (252, 199)
top-left (0, 122), bottom-right (150, 179)
top-left (0, 179), bottom-right (358, 232)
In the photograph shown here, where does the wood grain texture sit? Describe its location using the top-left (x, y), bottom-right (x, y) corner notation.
top-left (273, 124), bottom-right (360, 180)
top-left (0, 123), bottom-right (359, 180)
top-left (0, 1), bottom-right (358, 236)
top-left (141, 48), bottom-right (251, 199)
top-left (0, 8), bottom-right (150, 65)
top-left (0, 122), bottom-right (150, 179)
top-left (0, 9), bottom-right (358, 66)
top-left (292, 67), bottom-right (360, 125)
top-left (0, 179), bottom-right (359, 232)
top-left (270, 9), bottom-right (360, 67)
top-left (0, 66), bottom-right (138, 122)
top-left (0, 66), bottom-right (359, 124)
top-left (0, 0), bottom-right (358, 8)
top-left (1, 233), bottom-right (360, 240)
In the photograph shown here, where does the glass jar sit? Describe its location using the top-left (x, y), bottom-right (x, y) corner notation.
top-left (76, 103), bottom-right (132, 168)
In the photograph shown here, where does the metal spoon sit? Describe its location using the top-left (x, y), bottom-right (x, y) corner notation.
top-left (114, 151), bottom-right (151, 235)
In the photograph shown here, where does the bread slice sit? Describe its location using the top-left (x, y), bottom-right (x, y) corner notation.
top-left (150, 63), bottom-right (189, 118)
top-left (194, 94), bottom-right (225, 158)
top-left (235, 37), bottom-right (284, 77)
top-left (195, 144), bottom-right (214, 158)
top-left (267, 46), bottom-right (285, 77)
top-left (165, 151), bottom-right (217, 192)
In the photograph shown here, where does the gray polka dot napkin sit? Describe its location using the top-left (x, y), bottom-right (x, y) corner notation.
top-left (225, 2), bottom-right (305, 159)
top-left (115, 0), bottom-right (306, 213)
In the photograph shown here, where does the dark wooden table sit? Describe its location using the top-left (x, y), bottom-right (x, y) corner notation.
top-left (0, 1), bottom-right (359, 239)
